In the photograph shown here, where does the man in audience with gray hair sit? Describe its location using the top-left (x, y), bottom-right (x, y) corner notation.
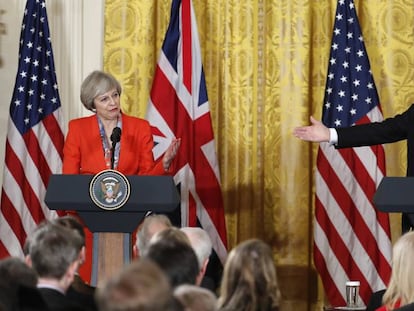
top-left (52, 215), bottom-right (97, 311)
top-left (29, 221), bottom-right (86, 311)
top-left (180, 227), bottom-right (216, 292)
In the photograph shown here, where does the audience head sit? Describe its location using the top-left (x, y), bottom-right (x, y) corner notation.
top-left (149, 226), bottom-right (190, 246)
top-left (383, 231), bottom-right (414, 309)
top-left (0, 257), bottom-right (37, 288)
top-left (180, 227), bottom-right (213, 288)
top-left (95, 259), bottom-right (174, 311)
top-left (0, 257), bottom-right (49, 311)
top-left (180, 227), bottom-right (212, 270)
top-left (174, 284), bottom-right (218, 311)
top-left (134, 213), bottom-right (172, 257)
top-left (29, 220), bottom-right (84, 291)
top-left (144, 227), bottom-right (200, 287)
top-left (52, 215), bottom-right (87, 264)
top-left (0, 281), bottom-right (12, 311)
top-left (22, 221), bottom-right (49, 267)
top-left (218, 239), bottom-right (280, 311)
top-left (53, 215), bottom-right (86, 243)
top-left (80, 70), bottom-right (122, 111)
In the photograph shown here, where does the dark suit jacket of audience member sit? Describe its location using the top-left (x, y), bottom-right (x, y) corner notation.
top-left (200, 275), bottom-right (217, 294)
top-left (17, 285), bottom-right (50, 311)
top-left (202, 250), bottom-right (223, 295)
top-left (38, 287), bottom-right (87, 311)
top-left (366, 289), bottom-right (386, 311)
top-left (66, 274), bottom-right (97, 311)
top-left (0, 280), bottom-right (50, 311)
top-left (395, 302), bottom-right (414, 311)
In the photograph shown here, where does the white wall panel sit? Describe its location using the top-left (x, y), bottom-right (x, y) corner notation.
top-left (0, 0), bottom-right (104, 187)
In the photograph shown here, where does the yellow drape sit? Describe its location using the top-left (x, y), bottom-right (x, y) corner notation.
top-left (103, 0), bottom-right (412, 309)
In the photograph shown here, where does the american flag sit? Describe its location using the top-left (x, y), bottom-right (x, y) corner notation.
top-left (146, 0), bottom-right (227, 262)
top-left (314, 0), bottom-right (392, 306)
top-left (0, 0), bottom-right (64, 258)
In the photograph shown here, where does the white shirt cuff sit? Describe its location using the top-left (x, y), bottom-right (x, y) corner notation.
top-left (328, 128), bottom-right (338, 145)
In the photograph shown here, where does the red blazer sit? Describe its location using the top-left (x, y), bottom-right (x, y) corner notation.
top-left (62, 113), bottom-right (167, 283)
top-left (63, 113), bottom-right (165, 175)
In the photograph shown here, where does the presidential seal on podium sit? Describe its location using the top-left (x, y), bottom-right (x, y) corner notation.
top-left (89, 169), bottom-right (131, 210)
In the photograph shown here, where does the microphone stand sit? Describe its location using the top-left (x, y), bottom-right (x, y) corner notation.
top-left (110, 127), bottom-right (121, 170)
top-left (110, 141), bottom-right (116, 170)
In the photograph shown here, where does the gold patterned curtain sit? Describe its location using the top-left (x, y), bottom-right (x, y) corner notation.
top-left (103, 0), bottom-right (413, 309)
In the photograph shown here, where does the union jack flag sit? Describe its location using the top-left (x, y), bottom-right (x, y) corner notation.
top-left (315, 0), bottom-right (391, 306)
top-left (146, 0), bottom-right (227, 262)
top-left (0, 0), bottom-right (64, 258)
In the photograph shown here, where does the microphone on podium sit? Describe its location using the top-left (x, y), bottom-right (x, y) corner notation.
top-left (110, 127), bottom-right (121, 169)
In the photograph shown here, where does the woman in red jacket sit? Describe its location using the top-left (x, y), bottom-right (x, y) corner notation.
top-left (63, 70), bottom-right (180, 283)
top-left (63, 70), bottom-right (180, 175)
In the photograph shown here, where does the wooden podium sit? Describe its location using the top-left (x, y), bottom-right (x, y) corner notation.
top-left (44, 174), bottom-right (180, 286)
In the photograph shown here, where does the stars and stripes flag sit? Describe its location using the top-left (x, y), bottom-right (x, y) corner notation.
top-left (0, 0), bottom-right (64, 258)
top-left (314, 0), bottom-right (392, 306)
top-left (146, 0), bottom-right (227, 262)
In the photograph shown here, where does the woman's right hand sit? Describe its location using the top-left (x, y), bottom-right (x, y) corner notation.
top-left (162, 138), bottom-right (181, 171)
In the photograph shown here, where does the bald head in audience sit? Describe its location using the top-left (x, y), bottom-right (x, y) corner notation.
top-left (134, 213), bottom-right (172, 258)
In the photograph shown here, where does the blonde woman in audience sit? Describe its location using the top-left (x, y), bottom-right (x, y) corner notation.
top-left (376, 231), bottom-right (414, 311)
top-left (217, 239), bottom-right (281, 311)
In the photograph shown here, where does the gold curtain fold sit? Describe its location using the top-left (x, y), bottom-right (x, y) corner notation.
top-left (103, 0), bottom-right (413, 310)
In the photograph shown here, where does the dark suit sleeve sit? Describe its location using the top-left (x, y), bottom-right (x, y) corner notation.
top-left (336, 104), bottom-right (414, 148)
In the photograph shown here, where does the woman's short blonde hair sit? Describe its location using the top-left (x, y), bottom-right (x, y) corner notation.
top-left (383, 231), bottom-right (414, 309)
top-left (80, 70), bottom-right (122, 111)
